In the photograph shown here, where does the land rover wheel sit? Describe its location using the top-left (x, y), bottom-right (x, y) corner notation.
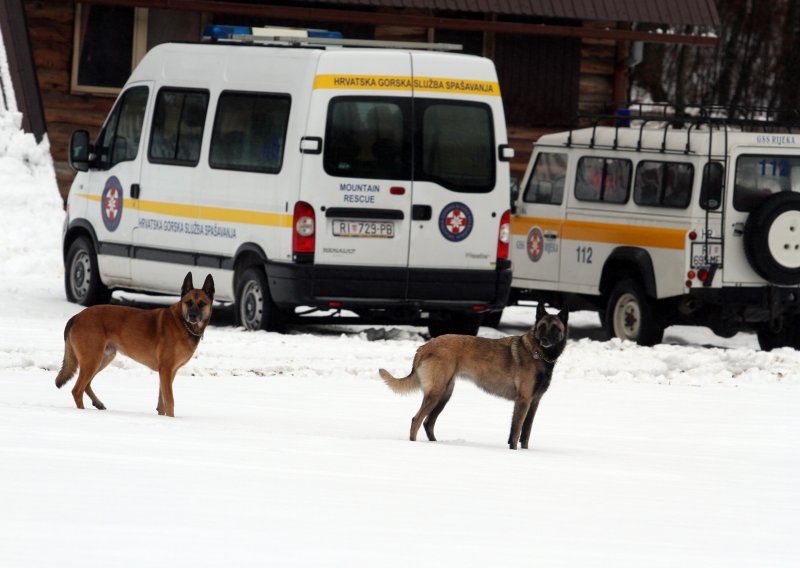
top-left (604, 279), bottom-right (664, 346)
top-left (428, 313), bottom-right (481, 338)
top-left (64, 236), bottom-right (110, 306)
top-left (235, 267), bottom-right (283, 332)
top-left (756, 318), bottom-right (800, 351)
top-left (744, 191), bottom-right (800, 285)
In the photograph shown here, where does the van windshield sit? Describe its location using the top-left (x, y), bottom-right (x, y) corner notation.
top-left (324, 96), bottom-right (495, 193)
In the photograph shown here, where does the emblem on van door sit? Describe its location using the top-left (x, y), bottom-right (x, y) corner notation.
top-left (527, 227), bottom-right (544, 262)
top-left (101, 176), bottom-right (123, 232)
top-left (438, 202), bottom-right (473, 242)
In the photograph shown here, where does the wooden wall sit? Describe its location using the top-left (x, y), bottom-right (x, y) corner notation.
top-left (25, 0), bottom-right (114, 202)
top-left (23, 2), bottom-right (621, 199)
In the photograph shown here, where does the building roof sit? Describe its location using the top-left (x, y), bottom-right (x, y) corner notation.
top-left (305, 0), bottom-right (720, 28)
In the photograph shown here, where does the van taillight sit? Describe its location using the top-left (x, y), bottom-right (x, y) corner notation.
top-left (293, 201), bottom-right (315, 255)
top-left (497, 209), bottom-right (511, 260)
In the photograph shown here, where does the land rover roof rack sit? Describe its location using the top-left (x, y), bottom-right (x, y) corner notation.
top-left (202, 24), bottom-right (462, 51)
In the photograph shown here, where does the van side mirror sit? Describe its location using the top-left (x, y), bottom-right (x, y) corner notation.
top-left (498, 144), bottom-right (515, 162)
top-left (69, 130), bottom-right (91, 172)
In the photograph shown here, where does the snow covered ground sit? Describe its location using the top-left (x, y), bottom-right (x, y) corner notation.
top-left (1, 112), bottom-right (799, 567)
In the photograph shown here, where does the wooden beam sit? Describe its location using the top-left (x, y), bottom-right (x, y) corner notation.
top-left (52, 0), bottom-right (718, 46)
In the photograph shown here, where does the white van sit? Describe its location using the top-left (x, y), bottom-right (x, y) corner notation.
top-left (510, 110), bottom-right (800, 350)
top-left (64, 27), bottom-right (513, 336)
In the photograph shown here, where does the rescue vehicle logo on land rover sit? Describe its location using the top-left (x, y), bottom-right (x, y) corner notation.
top-left (101, 176), bottom-right (123, 232)
top-left (527, 227), bottom-right (544, 262)
top-left (439, 202), bottom-right (473, 242)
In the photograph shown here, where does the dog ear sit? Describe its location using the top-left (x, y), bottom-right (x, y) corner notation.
top-left (536, 302), bottom-right (547, 321)
top-left (181, 272), bottom-right (194, 297)
top-left (202, 274), bottom-right (215, 300)
top-left (558, 306), bottom-right (569, 325)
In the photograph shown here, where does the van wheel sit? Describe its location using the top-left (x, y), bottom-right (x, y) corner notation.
top-left (65, 236), bottom-right (111, 306)
top-left (744, 192), bottom-right (800, 285)
top-left (428, 313), bottom-right (481, 338)
top-left (236, 267), bottom-right (284, 332)
top-left (604, 279), bottom-right (664, 346)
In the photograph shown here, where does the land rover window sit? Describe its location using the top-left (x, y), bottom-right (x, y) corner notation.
top-left (575, 157), bottom-right (631, 203)
top-left (700, 162), bottom-right (724, 210)
top-left (324, 97), bottom-right (409, 180)
top-left (733, 155), bottom-right (800, 211)
top-left (418, 101), bottom-right (494, 193)
top-left (634, 161), bottom-right (694, 209)
top-left (96, 86), bottom-right (149, 170)
top-left (149, 88), bottom-right (209, 166)
top-left (523, 152), bottom-right (567, 204)
top-left (209, 92), bottom-right (291, 173)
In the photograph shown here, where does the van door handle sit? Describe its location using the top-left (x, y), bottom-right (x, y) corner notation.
top-left (412, 205), bottom-right (432, 221)
top-left (733, 222), bottom-right (744, 236)
top-left (131, 184), bottom-right (141, 199)
top-left (543, 231), bottom-right (557, 240)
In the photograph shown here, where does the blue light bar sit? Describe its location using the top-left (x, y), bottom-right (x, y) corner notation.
top-left (202, 25), bottom-right (252, 40)
top-left (308, 29), bottom-right (343, 39)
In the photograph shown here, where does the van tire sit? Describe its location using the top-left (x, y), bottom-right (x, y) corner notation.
top-left (236, 267), bottom-right (283, 332)
top-left (64, 236), bottom-right (111, 306)
top-left (428, 313), bottom-right (481, 337)
top-left (744, 191), bottom-right (800, 285)
top-left (604, 279), bottom-right (664, 346)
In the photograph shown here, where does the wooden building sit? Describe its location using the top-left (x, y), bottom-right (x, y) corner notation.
top-left (7, 0), bottom-right (719, 199)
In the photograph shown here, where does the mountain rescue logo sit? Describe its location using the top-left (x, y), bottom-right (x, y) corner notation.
top-left (438, 202), bottom-right (473, 242)
top-left (101, 176), bottom-right (123, 232)
top-left (527, 227), bottom-right (544, 262)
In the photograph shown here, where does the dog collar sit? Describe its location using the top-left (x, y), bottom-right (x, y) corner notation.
top-left (182, 319), bottom-right (204, 340)
top-left (533, 349), bottom-right (556, 364)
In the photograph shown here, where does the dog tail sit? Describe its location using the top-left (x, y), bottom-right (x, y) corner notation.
top-left (55, 317), bottom-right (78, 388)
top-left (379, 368), bottom-right (420, 395)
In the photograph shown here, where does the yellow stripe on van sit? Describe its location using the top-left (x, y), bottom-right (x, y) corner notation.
top-left (76, 193), bottom-right (293, 228)
top-left (313, 74), bottom-right (501, 96)
top-left (512, 216), bottom-right (686, 250)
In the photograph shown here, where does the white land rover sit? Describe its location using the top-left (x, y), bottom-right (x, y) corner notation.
top-left (510, 110), bottom-right (800, 350)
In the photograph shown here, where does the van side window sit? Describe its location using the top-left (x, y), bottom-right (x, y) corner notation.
top-left (700, 162), bottom-right (724, 210)
top-left (149, 88), bottom-right (209, 166)
top-left (733, 155), bottom-right (800, 211)
top-left (634, 161), bottom-right (694, 209)
top-left (575, 157), bottom-right (631, 203)
top-left (418, 101), bottom-right (494, 193)
top-left (96, 86), bottom-right (149, 170)
top-left (324, 97), bottom-right (410, 180)
top-left (523, 152), bottom-right (567, 204)
top-left (209, 92), bottom-right (291, 174)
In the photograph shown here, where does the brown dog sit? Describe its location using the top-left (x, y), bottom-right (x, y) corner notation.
top-left (380, 303), bottom-right (568, 449)
top-left (55, 272), bottom-right (214, 417)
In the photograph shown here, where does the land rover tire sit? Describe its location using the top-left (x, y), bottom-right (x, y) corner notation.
top-left (744, 191), bottom-right (800, 285)
top-left (756, 318), bottom-right (800, 351)
top-left (604, 279), bottom-right (664, 346)
top-left (235, 267), bottom-right (284, 332)
top-left (64, 236), bottom-right (111, 306)
top-left (428, 312), bottom-right (481, 338)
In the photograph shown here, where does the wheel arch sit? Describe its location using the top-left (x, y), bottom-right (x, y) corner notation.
top-left (600, 247), bottom-right (657, 298)
top-left (63, 219), bottom-right (99, 261)
top-left (232, 243), bottom-right (268, 291)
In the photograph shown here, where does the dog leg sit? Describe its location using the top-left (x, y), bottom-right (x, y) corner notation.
top-left (508, 396), bottom-right (533, 450)
top-left (410, 393), bottom-right (444, 441)
top-left (71, 361), bottom-right (102, 410)
top-left (84, 345), bottom-right (116, 411)
top-left (423, 380), bottom-right (455, 442)
top-left (85, 385), bottom-right (106, 410)
top-left (158, 369), bottom-right (177, 417)
top-left (519, 396), bottom-right (541, 450)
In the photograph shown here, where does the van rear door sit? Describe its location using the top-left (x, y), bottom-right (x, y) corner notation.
top-left (303, 51), bottom-right (414, 299)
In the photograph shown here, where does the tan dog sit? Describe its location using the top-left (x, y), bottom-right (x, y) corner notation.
top-left (380, 303), bottom-right (568, 449)
top-left (55, 272), bottom-right (214, 417)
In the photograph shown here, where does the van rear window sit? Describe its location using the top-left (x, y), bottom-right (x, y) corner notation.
top-left (323, 96), bottom-right (495, 192)
top-left (209, 92), bottom-right (291, 174)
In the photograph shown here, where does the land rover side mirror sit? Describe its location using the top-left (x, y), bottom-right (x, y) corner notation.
top-left (69, 130), bottom-right (91, 172)
top-left (499, 144), bottom-right (515, 162)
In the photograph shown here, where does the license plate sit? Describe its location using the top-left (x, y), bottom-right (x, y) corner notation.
top-left (332, 220), bottom-right (394, 238)
top-left (691, 242), bottom-right (722, 267)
